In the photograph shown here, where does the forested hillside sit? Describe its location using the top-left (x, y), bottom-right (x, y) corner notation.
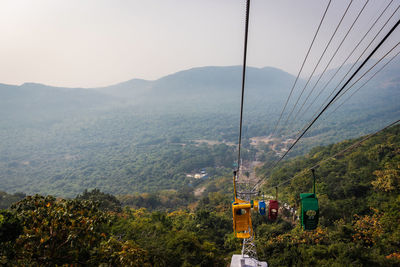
top-left (1, 124), bottom-right (399, 266)
top-left (255, 123), bottom-right (400, 265)
top-left (1, 61), bottom-right (399, 197)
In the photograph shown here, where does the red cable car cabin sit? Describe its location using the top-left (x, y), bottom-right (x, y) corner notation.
top-left (268, 200), bottom-right (279, 221)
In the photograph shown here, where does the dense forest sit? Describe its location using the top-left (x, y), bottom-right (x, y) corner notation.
top-left (1, 62), bottom-right (399, 198)
top-left (1, 124), bottom-right (399, 266)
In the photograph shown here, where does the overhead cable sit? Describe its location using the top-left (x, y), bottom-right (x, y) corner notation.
top-left (273, 118), bottom-right (400, 188)
top-left (254, 118), bottom-right (400, 191)
top-left (297, 0), bottom-right (395, 121)
top-left (293, 0), bottom-right (370, 121)
top-left (327, 49), bottom-right (400, 118)
top-left (271, 0), bottom-right (332, 136)
top-left (333, 41), bottom-right (400, 105)
top-left (307, 3), bottom-right (400, 125)
top-left (282, 0), bottom-right (354, 133)
top-left (271, 16), bottom-right (400, 172)
top-left (295, 40), bottom-right (400, 139)
top-left (236, 0), bottom-right (251, 177)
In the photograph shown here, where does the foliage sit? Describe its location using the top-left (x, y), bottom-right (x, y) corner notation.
top-left (92, 237), bottom-right (149, 266)
top-left (0, 209), bottom-right (22, 243)
top-left (254, 124), bottom-right (400, 266)
top-left (371, 163), bottom-right (400, 192)
top-left (118, 187), bottom-right (195, 211)
top-left (77, 188), bottom-right (122, 212)
top-left (2, 66), bottom-right (398, 198)
top-left (0, 209), bottom-right (23, 263)
top-left (0, 123), bottom-right (399, 266)
top-left (0, 191), bottom-right (25, 209)
top-left (6, 195), bottom-right (111, 265)
top-left (260, 124), bottom-right (400, 225)
top-left (110, 205), bottom-right (230, 266)
top-left (352, 209), bottom-right (383, 247)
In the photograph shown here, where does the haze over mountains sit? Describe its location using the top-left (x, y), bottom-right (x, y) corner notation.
top-left (1, 58), bottom-right (399, 120)
top-left (0, 60), bottom-right (399, 196)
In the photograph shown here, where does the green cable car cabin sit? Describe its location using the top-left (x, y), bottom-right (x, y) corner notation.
top-left (300, 169), bottom-right (319, 230)
top-left (300, 193), bottom-right (319, 230)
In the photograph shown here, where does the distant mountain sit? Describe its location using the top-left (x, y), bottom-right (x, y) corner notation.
top-left (1, 60), bottom-right (399, 133)
top-left (95, 66), bottom-right (297, 111)
top-left (95, 79), bottom-right (152, 99)
top-left (0, 65), bottom-right (301, 127)
top-left (0, 62), bottom-right (399, 197)
top-left (0, 82), bottom-right (115, 126)
top-left (94, 59), bottom-right (400, 116)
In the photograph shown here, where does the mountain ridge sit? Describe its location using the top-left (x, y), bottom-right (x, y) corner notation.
top-left (0, 61), bottom-right (399, 196)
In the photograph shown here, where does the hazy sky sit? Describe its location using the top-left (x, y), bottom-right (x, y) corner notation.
top-left (0, 0), bottom-right (399, 87)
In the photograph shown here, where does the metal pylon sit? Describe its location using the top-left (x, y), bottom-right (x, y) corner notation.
top-left (242, 235), bottom-right (258, 263)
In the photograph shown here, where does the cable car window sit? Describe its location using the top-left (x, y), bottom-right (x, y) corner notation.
top-left (236, 209), bottom-right (247, 215)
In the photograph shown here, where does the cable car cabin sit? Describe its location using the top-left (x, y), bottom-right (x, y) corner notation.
top-left (268, 200), bottom-right (279, 221)
top-left (258, 200), bottom-right (266, 216)
top-left (300, 193), bottom-right (319, 230)
top-left (232, 201), bottom-right (253, 239)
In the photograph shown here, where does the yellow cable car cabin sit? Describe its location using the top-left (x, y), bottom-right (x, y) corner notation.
top-left (232, 200), bottom-right (253, 238)
top-left (231, 171), bottom-right (265, 239)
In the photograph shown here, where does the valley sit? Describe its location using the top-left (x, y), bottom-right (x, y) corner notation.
top-left (1, 123), bottom-right (399, 266)
top-left (0, 62), bottom-right (399, 198)
top-left (1, 1), bottom-right (400, 265)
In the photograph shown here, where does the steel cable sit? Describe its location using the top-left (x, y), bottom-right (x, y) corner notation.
top-left (297, 0), bottom-right (395, 123)
top-left (293, 0), bottom-right (370, 122)
top-left (294, 40), bottom-right (400, 140)
top-left (281, 0), bottom-right (354, 133)
top-left (271, 0), bottom-right (332, 137)
top-left (254, 118), bottom-right (400, 191)
top-left (272, 118), bottom-right (400, 189)
top-left (252, 17), bottom-right (400, 191)
top-left (236, 0), bottom-right (251, 178)
top-left (305, 3), bottom-right (400, 129)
